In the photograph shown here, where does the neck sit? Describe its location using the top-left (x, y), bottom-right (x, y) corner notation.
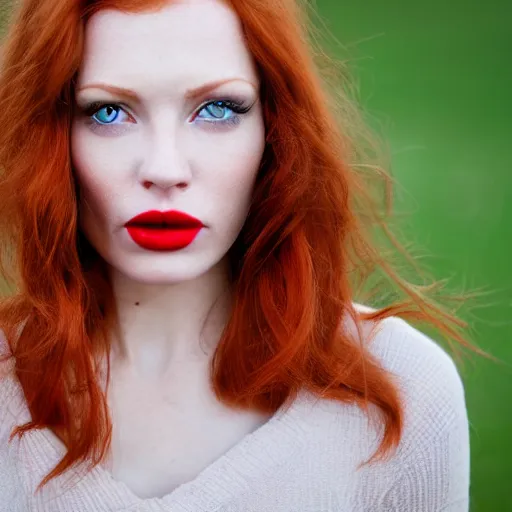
top-left (107, 257), bottom-right (232, 379)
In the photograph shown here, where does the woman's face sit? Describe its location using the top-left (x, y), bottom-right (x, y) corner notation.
top-left (71, 0), bottom-right (265, 284)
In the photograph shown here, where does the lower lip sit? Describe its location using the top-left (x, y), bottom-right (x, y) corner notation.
top-left (126, 225), bottom-right (203, 251)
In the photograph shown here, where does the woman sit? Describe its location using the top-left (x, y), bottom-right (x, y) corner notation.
top-left (0, 0), bottom-right (475, 510)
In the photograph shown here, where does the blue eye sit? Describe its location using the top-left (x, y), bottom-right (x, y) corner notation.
top-left (89, 104), bottom-right (126, 125)
top-left (94, 105), bottom-right (119, 124)
top-left (197, 101), bottom-right (235, 121)
top-left (84, 102), bottom-right (129, 125)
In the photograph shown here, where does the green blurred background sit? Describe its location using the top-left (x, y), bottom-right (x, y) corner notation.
top-left (0, 0), bottom-right (510, 510)
top-left (312, 0), bottom-right (511, 509)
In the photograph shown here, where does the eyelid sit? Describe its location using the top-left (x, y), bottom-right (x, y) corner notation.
top-left (195, 90), bottom-right (251, 106)
top-left (194, 98), bottom-right (252, 116)
top-left (79, 101), bottom-right (128, 116)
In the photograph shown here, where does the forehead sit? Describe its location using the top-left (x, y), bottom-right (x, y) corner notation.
top-left (76, 0), bottom-right (258, 92)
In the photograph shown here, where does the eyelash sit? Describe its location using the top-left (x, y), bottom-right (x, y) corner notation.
top-left (81, 99), bottom-right (253, 129)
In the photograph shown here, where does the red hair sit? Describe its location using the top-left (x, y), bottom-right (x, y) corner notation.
top-left (0, 0), bottom-right (483, 490)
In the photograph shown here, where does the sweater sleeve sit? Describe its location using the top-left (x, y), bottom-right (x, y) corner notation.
top-left (371, 320), bottom-right (471, 511)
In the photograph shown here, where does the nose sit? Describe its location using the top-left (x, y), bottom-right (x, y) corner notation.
top-left (137, 132), bottom-right (192, 191)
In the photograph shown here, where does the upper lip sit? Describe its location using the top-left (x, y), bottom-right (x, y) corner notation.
top-left (125, 210), bottom-right (204, 227)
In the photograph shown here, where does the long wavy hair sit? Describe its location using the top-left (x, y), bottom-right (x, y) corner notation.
top-left (0, 0), bottom-right (484, 490)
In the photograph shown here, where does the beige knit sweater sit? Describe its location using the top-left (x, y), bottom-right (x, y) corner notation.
top-left (0, 313), bottom-right (470, 511)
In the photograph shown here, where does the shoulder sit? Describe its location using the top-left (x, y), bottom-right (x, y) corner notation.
top-left (348, 303), bottom-right (470, 510)
top-left (352, 302), bottom-right (461, 373)
top-left (350, 302), bottom-right (467, 427)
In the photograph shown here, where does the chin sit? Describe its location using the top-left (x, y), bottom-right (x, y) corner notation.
top-left (121, 268), bottom-right (207, 285)
top-left (107, 252), bottom-right (227, 285)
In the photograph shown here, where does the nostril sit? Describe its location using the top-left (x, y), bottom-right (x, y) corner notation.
top-left (141, 181), bottom-right (188, 190)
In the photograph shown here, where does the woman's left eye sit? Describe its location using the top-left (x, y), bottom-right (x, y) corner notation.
top-left (194, 100), bottom-right (250, 125)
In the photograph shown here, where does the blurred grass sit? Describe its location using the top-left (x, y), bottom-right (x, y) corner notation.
top-left (313, 0), bottom-right (511, 509)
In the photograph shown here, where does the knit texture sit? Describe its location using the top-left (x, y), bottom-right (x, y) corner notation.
top-left (0, 311), bottom-right (470, 512)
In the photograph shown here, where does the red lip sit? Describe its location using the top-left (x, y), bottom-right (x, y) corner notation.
top-left (125, 210), bottom-right (204, 251)
top-left (126, 210), bottom-right (204, 228)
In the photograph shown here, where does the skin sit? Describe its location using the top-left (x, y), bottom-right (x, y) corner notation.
top-left (70, 0), bottom-right (268, 499)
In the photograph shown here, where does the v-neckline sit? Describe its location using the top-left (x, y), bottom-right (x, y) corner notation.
top-left (29, 388), bottom-right (318, 512)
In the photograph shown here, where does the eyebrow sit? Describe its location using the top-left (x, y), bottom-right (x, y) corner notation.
top-left (76, 78), bottom-right (256, 101)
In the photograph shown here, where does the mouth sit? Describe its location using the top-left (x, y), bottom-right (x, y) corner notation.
top-left (125, 210), bottom-right (204, 251)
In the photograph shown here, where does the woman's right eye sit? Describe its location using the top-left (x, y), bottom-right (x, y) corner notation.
top-left (87, 103), bottom-right (129, 125)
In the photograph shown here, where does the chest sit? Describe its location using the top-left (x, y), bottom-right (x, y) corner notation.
top-left (103, 373), bottom-right (271, 500)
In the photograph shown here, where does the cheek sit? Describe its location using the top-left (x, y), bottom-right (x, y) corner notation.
top-left (195, 117), bottom-right (265, 198)
top-left (70, 125), bottom-right (127, 220)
